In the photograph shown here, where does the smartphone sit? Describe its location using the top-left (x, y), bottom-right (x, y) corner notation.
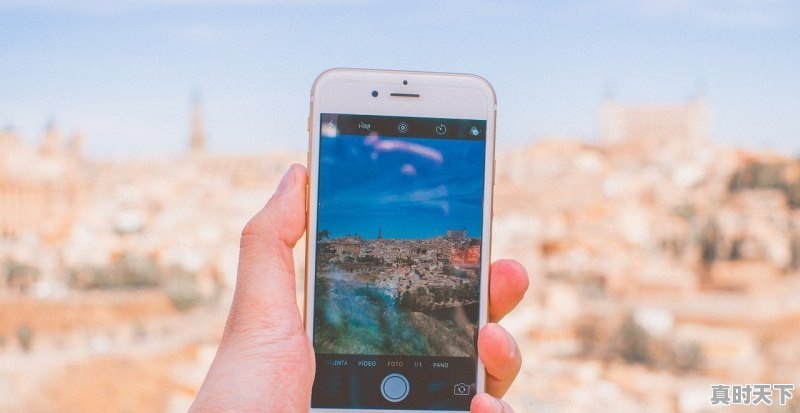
top-left (305, 68), bottom-right (496, 412)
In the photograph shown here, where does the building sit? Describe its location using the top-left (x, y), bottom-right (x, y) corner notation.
top-left (329, 236), bottom-right (362, 255)
top-left (189, 97), bottom-right (205, 155)
top-left (0, 126), bottom-right (85, 244)
top-left (599, 98), bottom-right (709, 147)
top-left (445, 229), bottom-right (467, 240)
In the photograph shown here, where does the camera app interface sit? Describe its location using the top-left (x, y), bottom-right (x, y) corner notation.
top-left (312, 114), bottom-right (487, 410)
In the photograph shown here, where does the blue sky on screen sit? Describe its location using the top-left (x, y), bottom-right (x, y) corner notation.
top-left (317, 134), bottom-right (485, 240)
top-left (1, 0), bottom-right (798, 156)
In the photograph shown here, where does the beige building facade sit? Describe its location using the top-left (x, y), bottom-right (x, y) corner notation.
top-left (600, 98), bottom-right (709, 147)
top-left (0, 127), bottom-right (85, 244)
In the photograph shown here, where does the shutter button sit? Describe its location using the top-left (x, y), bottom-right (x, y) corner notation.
top-left (380, 373), bottom-right (409, 402)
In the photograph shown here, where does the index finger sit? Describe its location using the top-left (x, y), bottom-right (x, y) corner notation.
top-left (488, 259), bottom-right (529, 322)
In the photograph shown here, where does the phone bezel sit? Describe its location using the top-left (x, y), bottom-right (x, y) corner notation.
top-left (305, 68), bottom-right (496, 413)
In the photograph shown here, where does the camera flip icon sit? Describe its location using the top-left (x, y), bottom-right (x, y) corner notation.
top-left (453, 383), bottom-right (470, 396)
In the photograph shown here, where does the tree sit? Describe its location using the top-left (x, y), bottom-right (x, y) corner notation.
top-left (791, 233), bottom-right (800, 271)
top-left (17, 325), bottom-right (33, 353)
top-left (700, 218), bottom-right (720, 267)
top-left (614, 315), bottom-right (651, 365)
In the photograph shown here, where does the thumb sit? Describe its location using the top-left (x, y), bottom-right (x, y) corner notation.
top-left (190, 163), bottom-right (312, 413)
top-left (230, 163), bottom-right (308, 334)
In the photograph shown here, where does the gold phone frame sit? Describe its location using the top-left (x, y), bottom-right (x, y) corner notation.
top-left (305, 68), bottom-right (496, 413)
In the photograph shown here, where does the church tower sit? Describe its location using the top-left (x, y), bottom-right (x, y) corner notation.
top-left (39, 119), bottom-right (63, 156)
top-left (189, 95), bottom-right (205, 155)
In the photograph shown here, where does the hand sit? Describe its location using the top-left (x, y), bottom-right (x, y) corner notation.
top-left (190, 164), bottom-right (529, 413)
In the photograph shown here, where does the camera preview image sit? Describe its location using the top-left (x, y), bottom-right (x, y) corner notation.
top-left (313, 132), bottom-right (485, 358)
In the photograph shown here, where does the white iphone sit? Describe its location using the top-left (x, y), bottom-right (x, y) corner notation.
top-left (305, 68), bottom-right (496, 412)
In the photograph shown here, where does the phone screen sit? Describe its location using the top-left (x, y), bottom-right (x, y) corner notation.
top-left (311, 113), bottom-right (487, 410)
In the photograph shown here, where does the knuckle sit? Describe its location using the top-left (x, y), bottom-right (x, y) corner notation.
top-left (222, 304), bottom-right (306, 348)
top-left (241, 214), bottom-right (265, 242)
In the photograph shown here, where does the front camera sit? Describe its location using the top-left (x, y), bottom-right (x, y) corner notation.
top-left (402, 80), bottom-right (408, 85)
top-left (371, 90), bottom-right (379, 97)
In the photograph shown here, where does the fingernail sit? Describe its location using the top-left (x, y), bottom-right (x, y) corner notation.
top-left (276, 166), bottom-right (294, 194)
top-left (508, 333), bottom-right (517, 358)
top-left (490, 396), bottom-right (504, 413)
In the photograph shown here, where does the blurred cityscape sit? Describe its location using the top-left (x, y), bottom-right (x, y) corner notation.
top-left (2, 98), bottom-right (800, 412)
top-left (314, 231), bottom-right (481, 357)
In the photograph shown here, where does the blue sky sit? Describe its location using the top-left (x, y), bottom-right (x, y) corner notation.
top-left (317, 134), bottom-right (484, 239)
top-left (1, 0), bottom-right (799, 157)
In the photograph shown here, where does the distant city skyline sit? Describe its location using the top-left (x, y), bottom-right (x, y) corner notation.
top-left (1, 1), bottom-right (799, 156)
top-left (321, 226), bottom-right (472, 241)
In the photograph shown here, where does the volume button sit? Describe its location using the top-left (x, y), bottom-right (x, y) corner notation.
top-left (307, 116), bottom-right (312, 153)
top-left (492, 158), bottom-right (496, 186)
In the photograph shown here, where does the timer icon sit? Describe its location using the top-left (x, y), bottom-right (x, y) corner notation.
top-left (435, 123), bottom-right (447, 135)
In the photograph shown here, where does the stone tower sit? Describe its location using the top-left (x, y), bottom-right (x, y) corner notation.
top-left (189, 96), bottom-right (205, 155)
top-left (39, 120), bottom-right (63, 156)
